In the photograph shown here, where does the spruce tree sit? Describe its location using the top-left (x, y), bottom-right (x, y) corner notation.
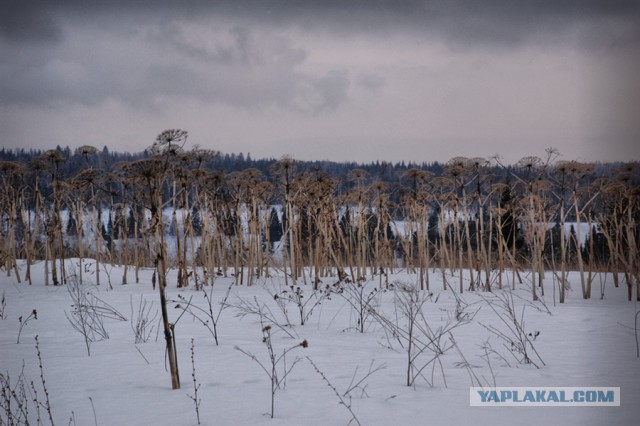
top-left (191, 205), bottom-right (202, 236)
top-left (268, 207), bottom-right (283, 251)
top-left (66, 211), bottom-right (77, 236)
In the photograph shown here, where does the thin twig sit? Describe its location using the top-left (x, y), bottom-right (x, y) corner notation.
top-left (307, 357), bottom-right (362, 426)
top-left (89, 397), bottom-right (98, 426)
top-left (35, 335), bottom-right (55, 426)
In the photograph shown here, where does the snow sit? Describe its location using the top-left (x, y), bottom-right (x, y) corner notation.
top-left (544, 222), bottom-right (600, 247)
top-left (1, 261), bottom-right (638, 425)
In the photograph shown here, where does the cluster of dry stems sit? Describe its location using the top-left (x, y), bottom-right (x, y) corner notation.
top-left (1, 137), bottom-right (638, 305)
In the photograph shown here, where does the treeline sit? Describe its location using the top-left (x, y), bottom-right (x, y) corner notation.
top-left (0, 145), bottom-right (445, 201)
top-left (0, 131), bottom-right (638, 302)
top-left (0, 144), bottom-right (622, 212)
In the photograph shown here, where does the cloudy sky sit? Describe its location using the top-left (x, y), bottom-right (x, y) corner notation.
top-left (2, 1), bottom-right (639, 164)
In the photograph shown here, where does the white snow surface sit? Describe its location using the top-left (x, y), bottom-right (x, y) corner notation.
top-left (1, 261), bottom-right (638, 426)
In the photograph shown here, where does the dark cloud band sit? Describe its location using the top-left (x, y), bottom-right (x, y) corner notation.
top-left (3, 1), bottom-right (640, 46)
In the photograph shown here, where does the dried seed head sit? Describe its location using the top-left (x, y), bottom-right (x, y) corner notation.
top-left (262, 325), bottom-right (272, 333)
top-left (301, 339), bottom-right (309, 348)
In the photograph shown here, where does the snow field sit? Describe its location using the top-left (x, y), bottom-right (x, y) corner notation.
top-left (1, 260), bottom-right (638, 425)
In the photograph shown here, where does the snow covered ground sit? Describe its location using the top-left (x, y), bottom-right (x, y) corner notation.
top-left (1, 260), bottom-right (638, 425)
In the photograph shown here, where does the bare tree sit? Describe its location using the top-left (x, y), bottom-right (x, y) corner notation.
top-left (124, 129), bottom-right (190, 389)
top-left (271, 157), bottom-right (300, 286)
top-left (0, 161), bottom-right (28, 283)
top-left (401, 169), bottom-right (434, 290)
top-left (40, 149), bottom-right (67, 286)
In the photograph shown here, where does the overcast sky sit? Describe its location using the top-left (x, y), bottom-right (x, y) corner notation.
top-left (1, 1), bottom-right (639, 164)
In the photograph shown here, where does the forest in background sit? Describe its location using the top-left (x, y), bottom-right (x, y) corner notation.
top-left (1, 130), bottom-right (638, 304)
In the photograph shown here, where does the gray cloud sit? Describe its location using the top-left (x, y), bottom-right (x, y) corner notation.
top-left (3, 1), bottom-right (639, 47)
top-left (355, 73), bottom-right (385, 91)
top-left (10, 0), bottom-right (623, 111)
top-left (0, 1), bottom-right (61, 42)
top-left (0, 20), bottom-right (351, 113)
top-left (1, 0), bottom-right (639, 162)
top-left (290, 69), bottom-right (350, 114)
